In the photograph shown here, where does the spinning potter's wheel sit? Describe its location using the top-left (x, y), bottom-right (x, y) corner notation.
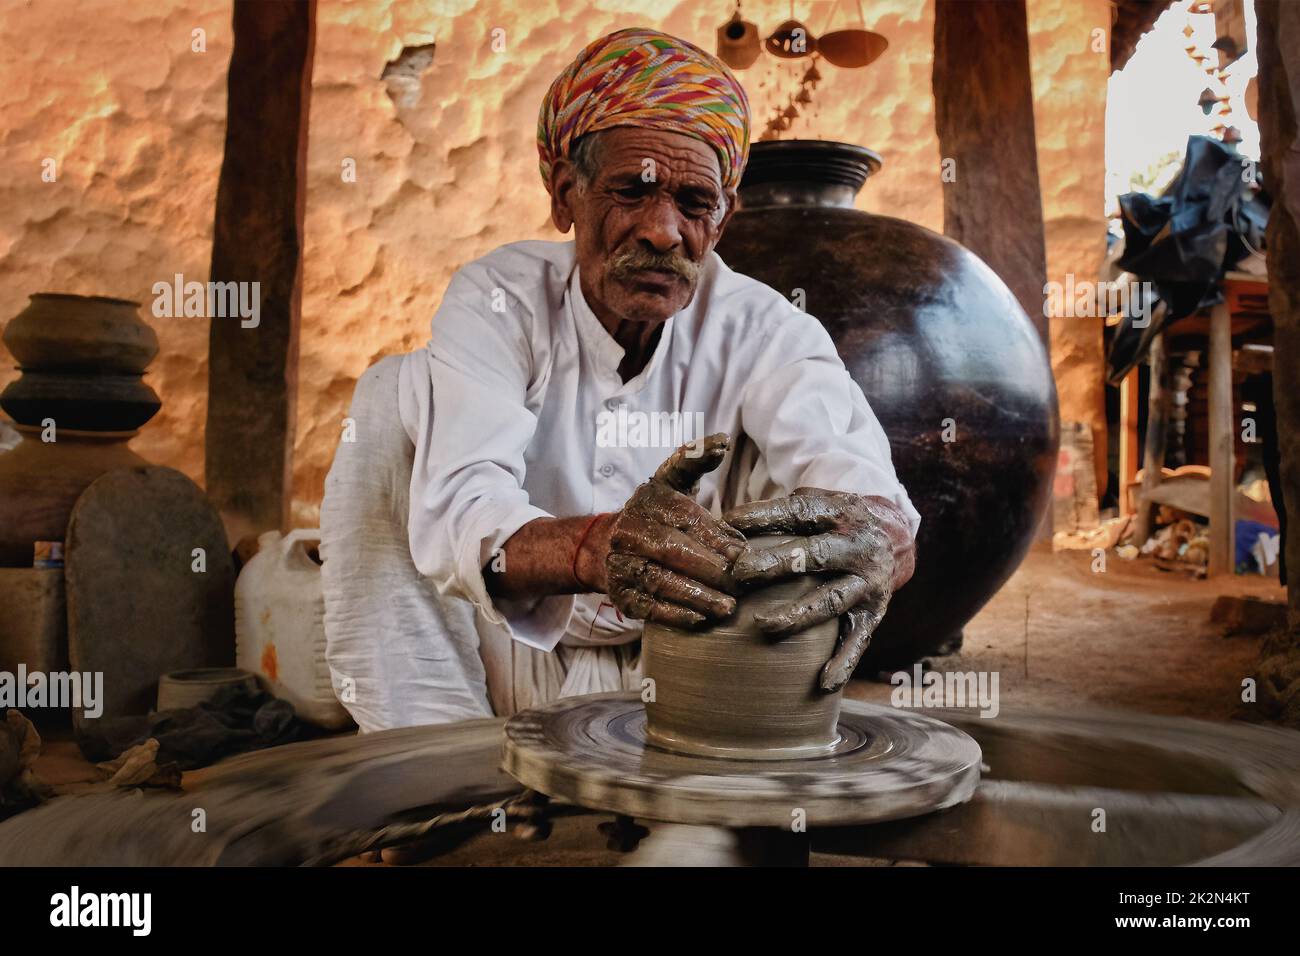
top-left (504, 561), bottom-right (983, 844)
top-left (4, 705), bottom-right (1300, 866)
top-left (502, 692), bottom-right (982, 828)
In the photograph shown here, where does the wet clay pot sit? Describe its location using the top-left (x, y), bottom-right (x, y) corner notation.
top-left (715, 140), bottom-right (1059, 669)
top-left (643, 536), bottom-right (843, 760)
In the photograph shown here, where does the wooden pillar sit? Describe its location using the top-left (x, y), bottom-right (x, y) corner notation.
top-left (1133, 333), bottom-right (1168, 546)
top-left (932, 0), bottom-right (1050, 344)
top-left (933, 0), bottom-right (1053, 539)
top-left (1257, 0), bottom-right (1300, 632)
top-left (204, 0), bottom-right (316, 538)
top-left (1208, 303), bottom-right (1235, 576)
top-left (1119, 367), bottom-right (1140, 516)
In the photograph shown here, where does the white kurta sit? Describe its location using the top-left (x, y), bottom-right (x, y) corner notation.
top-left (397, 238), bottom-right (920, 655)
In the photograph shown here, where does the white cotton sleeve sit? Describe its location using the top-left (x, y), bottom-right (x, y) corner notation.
top-left (400, 267), bottom-right (576, 651)
top-left (739, 309), bottom-right (922, 540)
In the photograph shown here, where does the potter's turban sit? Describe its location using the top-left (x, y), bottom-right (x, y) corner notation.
top-left (537, 27), bottom-right (751, 191)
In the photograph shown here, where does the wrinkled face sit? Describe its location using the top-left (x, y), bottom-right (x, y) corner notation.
top-left (549, 126), bottom-right (737, 325)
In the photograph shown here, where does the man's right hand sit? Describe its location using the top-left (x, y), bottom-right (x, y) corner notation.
top-left (605, 433), bottom-right (744, 629)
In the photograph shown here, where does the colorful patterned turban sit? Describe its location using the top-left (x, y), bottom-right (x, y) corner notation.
top-left (537, 28), bottom-right (751, 191)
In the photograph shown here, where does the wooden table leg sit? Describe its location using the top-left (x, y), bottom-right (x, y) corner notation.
top-left (1208, 302), bottom-right (1235, 576)
top-left (1133, 333), bottom-right (1168, 545)
top-left (1119, 367), bottom-right (1140, 516)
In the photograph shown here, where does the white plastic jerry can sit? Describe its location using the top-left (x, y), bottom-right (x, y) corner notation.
top-left (235, 529), bottom-right (353, 729)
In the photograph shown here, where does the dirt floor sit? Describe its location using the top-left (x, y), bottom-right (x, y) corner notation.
top-left (844, 542), bottom-right (1287, 721)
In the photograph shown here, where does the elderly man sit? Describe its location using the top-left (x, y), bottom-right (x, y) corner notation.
top-left (321, 27), bottom-right (919, 733)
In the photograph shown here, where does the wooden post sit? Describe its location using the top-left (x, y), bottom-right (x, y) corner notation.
top-left (933, 0), bottom-right (1053, 540)
top-left (1208, 302), bottom-right (1235, 576)
top-left (1133, 333), bottom-right (1167, 547)
top-left (1119, 367), bottom-right (1140, 516)
top-left (204, 0), bottom-right (316, 539)
top-left (932, 0), bottom-right (1050, 344)
top-left (1257, 0), bottom-right (1299, 626)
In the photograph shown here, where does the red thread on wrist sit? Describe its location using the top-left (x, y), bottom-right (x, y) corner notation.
top-left (572, 513), bottom-right (608, 591)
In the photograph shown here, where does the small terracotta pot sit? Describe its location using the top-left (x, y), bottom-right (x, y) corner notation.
top-left (1, 294), bottom-right (161, 430)
top-left (716, 11), bottom-right (761, 70)
top-left (1, 370), bottom-right (161, 430)
top-left (157, 667), bottom-right (258, 712)
top-left (3, 293), bottom-right (157, 373)
top-left (643, 536), bottom-right (843, 760)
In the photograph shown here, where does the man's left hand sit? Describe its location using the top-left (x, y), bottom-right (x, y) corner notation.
top-left (723, 489), bottom-right (916, 693)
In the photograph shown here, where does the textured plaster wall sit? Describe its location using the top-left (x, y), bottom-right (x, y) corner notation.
top-left (0, 0), bottom-right (230, 483)
top-left (0, 0), bottom-right (1107, 526)
top-left (1028, 0), bottom-right (1112, 495)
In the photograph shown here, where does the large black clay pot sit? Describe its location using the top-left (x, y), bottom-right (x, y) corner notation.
top-left (716, 140), bottom-right (1059, 669)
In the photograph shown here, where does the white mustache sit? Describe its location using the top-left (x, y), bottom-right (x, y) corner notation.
top-left (608, 250), bottom-right (701, 282)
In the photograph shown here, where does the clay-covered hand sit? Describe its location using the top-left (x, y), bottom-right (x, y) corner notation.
top-left (606, 433), bottom-right (746, 630)
top-left (724, 489), bottom-right (916, 693)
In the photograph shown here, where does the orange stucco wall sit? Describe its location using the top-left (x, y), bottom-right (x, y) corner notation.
top-left (0, 0), bottom-right (1109, 526)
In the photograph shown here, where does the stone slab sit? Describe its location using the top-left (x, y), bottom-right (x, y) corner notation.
top-left (65, 466), bottom-right (234, 736)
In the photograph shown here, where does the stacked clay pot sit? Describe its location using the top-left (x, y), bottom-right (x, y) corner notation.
top-left (0, 294), bottom-right (159, 566)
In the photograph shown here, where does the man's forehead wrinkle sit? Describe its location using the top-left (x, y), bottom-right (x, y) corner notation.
top-left (601, 163), bottom-right (722, 190)
top-left (599, 156), bottom-right (722, 191)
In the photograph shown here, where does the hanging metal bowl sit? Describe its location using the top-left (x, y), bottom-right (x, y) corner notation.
top-left (817, 28), bottom-right (888, 68)
top-left (765, 18), bottom-right (817, 59)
